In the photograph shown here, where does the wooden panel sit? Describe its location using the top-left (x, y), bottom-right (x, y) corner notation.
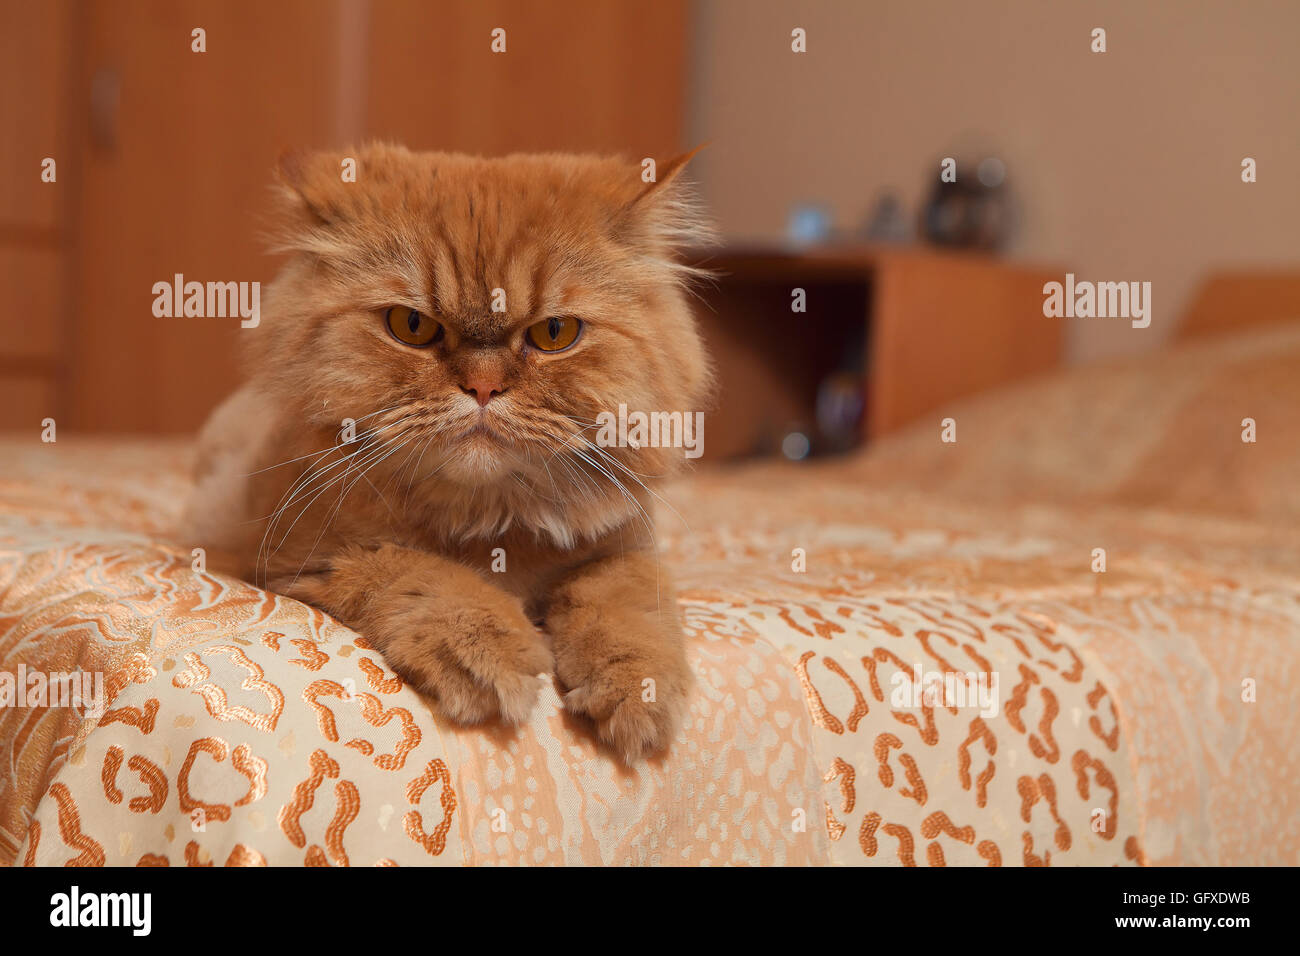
top-left (0, 248), bottom-right (64, 362)
top-left (869, 250), bottom-right (1063, 436)
top-left (365, 0), bottom-right (689, 158)
top-left (1179, 272), bottom-right (1300, 339)
top-left (0, 0), bottom-right (74, 231)
top-left (0, 0), bottom-right (75, 429)
top-left (68, 0), bottom-right (342, 432)
top-left (63, 0), bottom-right (689, 433)
top-left (0, 376), bottom-right (56, 432)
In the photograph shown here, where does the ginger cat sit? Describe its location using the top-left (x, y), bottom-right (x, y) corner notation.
top-left (185, 144), bottom-right (711, 762)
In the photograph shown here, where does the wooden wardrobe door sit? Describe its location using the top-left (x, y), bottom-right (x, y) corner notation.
top-left (67, 0), bottom-right (689, 433)
top-left (69, 0), bottom-right (342, 433)
top-left (0, 0), bottom-right (75, 431)
top-left (364, 0), bottom-right (689, 159)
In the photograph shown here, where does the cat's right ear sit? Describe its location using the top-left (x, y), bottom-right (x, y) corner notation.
top-left (272, 148), bottom-right (346, 229)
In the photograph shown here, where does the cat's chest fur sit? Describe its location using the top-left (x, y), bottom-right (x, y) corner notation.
top-left (253, 461), bottom-right (645, 610)
top-left (188, 402), bottom-right (648, 612)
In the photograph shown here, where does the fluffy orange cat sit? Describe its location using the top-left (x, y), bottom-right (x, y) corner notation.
top-left (185, 143), bottom-right (711, 762)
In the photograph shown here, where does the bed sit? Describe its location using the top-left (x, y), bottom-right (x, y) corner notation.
top-left (3, 322), bottom-right (1298, 866)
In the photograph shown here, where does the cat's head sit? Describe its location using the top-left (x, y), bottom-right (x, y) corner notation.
top-left (251, 143), bottom-right (713, 545)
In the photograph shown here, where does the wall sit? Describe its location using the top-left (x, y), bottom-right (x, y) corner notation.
top-left (687, 0), bottom-right (1300, 362)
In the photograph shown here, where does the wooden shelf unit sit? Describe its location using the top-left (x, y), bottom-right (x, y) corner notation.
top-left (689, 243), bottom-right (1065, 460)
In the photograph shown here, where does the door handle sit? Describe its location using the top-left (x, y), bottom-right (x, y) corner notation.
top-left (90, 66), bottom-right (120, 151)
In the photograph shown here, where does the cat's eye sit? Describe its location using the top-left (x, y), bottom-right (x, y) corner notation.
top-left (385, 306), bottom-right (443, 347)
top-left (525, 316), bottom-right (582, 353)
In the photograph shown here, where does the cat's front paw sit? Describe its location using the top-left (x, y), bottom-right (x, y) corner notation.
top-left (555, 636), bottom-right (692, 764)
top-left (376, 594), bottom-right (552, 727)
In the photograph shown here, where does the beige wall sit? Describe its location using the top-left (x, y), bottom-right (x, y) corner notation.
top-left (687, 0), bottom-right (1300, 362)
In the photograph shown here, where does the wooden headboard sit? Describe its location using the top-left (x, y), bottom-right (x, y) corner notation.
top-left (1179, 271), bottom-right (1300, 339)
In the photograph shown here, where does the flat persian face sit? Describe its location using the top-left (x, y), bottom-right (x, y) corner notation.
top-left (251, 143), bottom-right (711, 544)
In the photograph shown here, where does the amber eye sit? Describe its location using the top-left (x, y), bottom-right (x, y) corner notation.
top-left (385, 306), bottom-right (443, 347)
top-left (525, 316), bottom-right (582, 352)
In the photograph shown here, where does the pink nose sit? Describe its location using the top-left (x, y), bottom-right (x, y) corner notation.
top-left (461, 377), bottom-right (505, 407)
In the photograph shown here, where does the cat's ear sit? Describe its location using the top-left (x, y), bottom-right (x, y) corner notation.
top-left (272, 148), bottom-right (349, 229)
top-left (629, 144), bottom-right (707, 208)
top-left (619, 144), bottom-right (714, 255)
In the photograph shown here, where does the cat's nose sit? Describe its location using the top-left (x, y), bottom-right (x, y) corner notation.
top-left (460, 377), bottom-right (506, 407)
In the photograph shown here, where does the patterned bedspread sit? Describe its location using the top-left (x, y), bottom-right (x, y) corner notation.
top-left (3, 324), bottom-right (1298, 866)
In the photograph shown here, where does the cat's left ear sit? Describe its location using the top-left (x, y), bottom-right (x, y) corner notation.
top-left (619, 144), bottom-right (713, 251)
top-left (630, 144), bottom-right (707, 207)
